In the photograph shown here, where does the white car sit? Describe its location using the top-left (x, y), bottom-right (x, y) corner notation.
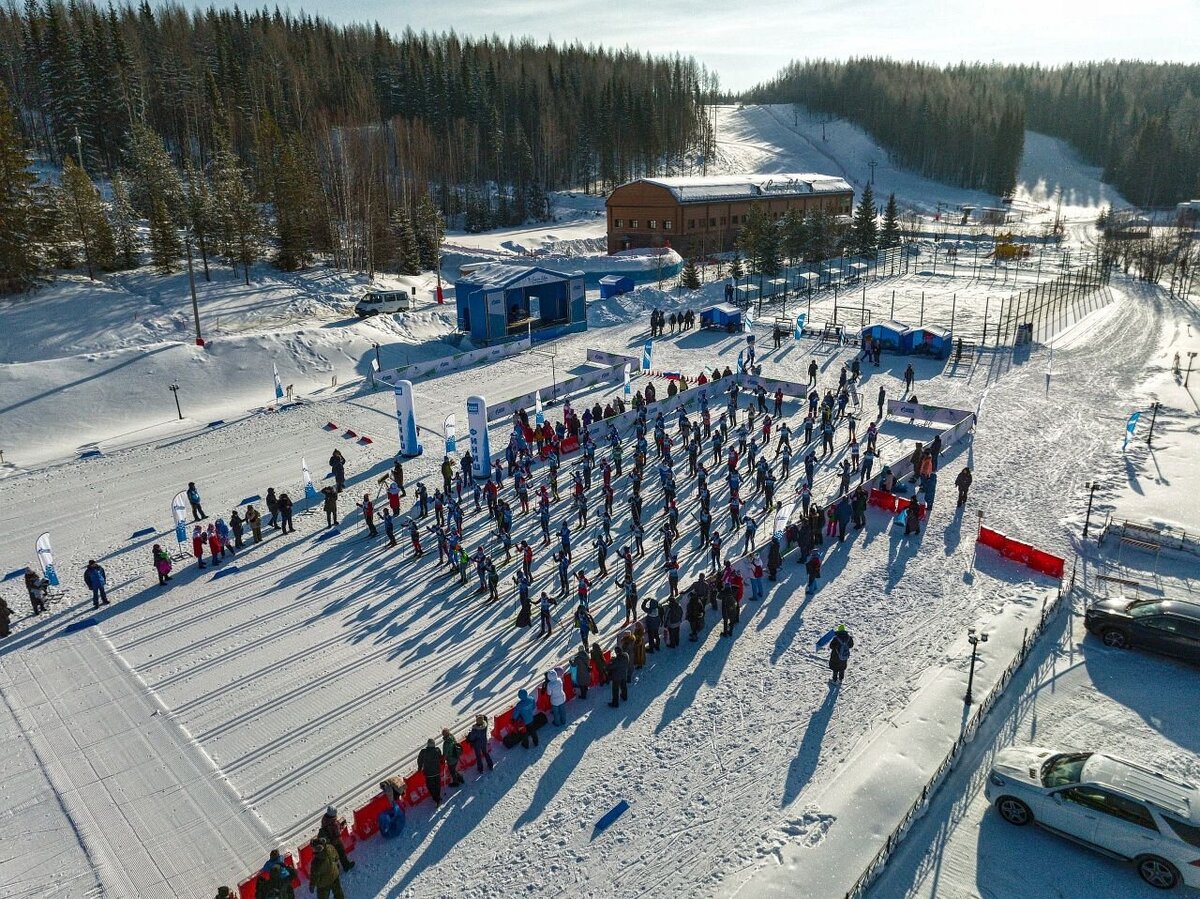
top-left (354, 289), bottom-right (412, 317)
top-left (985, 747), bottom-right (1200, 890)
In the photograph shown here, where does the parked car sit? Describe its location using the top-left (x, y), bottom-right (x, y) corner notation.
top-left (986, 746), bottom-right (1200, 890)
top-left (355, 289), bottom-right (412, 317)
top-left (1084, 598), bottom-right (1200, 663)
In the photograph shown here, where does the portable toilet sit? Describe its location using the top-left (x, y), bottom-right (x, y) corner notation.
top-left (859, 320), bottom-right (912, 351)
top-left (598, 274), bottom-right (634, 299)
top-left (903, 326), bottom-right (952, 359)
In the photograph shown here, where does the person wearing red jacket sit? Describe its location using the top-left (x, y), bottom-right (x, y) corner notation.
top-left (805, 549), bottom-right (822, 594)
top-left (191, 525), bottom-right (206, 569)
top-left (206, 523), bottom-right (222, 566)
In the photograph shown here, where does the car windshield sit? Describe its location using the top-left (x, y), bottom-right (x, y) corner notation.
top-left (1040, 752), bottom-right (1092, 787)
top-left (1128, 601), bottom-right (1164, 619)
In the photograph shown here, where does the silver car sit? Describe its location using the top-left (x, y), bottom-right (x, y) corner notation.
top-left (985, 747), bottom-right (1200, 890)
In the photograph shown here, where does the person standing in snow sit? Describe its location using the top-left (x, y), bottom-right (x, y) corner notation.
top-left (819, 624), bottom-right (855, 684)
top-left (265, 488), bottom-right (279, 529)
top-left (382, 509), bottom-right (396, 546)
top-left (392, 458), bottom-right (406, 496)
top-left (244, 505), bottom-right (263, 544)
top-left (805, 549), bottom-right (822, 594)
top-left (277, 492), bottom-right (294, 534)
top-left (417, 739), bottom-right (443, 806)
top-left (321, 486), bottom-right (339, 528)
top-left (207, 523), bottom-right (222, 566)
top-left (664, 594), bottom-right (684, 648)
top-left (538, 591), bottom-right (555, 638)
top-left (192, 525), bottom-right (207, 569)
top-left (467, 715), bottom-right (494, 772)
top-left (607, 646), bottom-right (630, 707)
top-left (547, 668), bottom-right (568, 725)
top-left (512, 688), bottom-right (540, 748)
top-left (152, 544), bottom-right (172, 586)
top-left (359, 493), bottom-right (377, 537)
top-left (306, 836), bottom-right (343, 899)
top-left (955, 466), bottom-right (973, 506)
top-left (83, 560), bottom-right (108, 608)
top-left (230, 510), bottom-right (244, 549)
top-left (329, 450), bottom-right (347, 492)
top-left (571, 644), bottom-right (592, 699)
top-left (441, 728), bottom-right (465, 787)
top-left (686, 587), bottom-right (706, 642)
top-left (317, 806), bottom-right (354, 872)
top-left (186, 482), bottom-right (205, 520)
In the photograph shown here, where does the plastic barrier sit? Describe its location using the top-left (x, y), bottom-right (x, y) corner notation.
top-left (535, 686), bottom-right (552, 713)
top-left (238, 874), bottom-right (262, 899)
top-left (324, 421), bottom-right (339, 430)
top-left (344, 429), bottom-right (358, 439)
top-left (404, 771), bottom-right (430, 806)
top-left (458, 740), bottom-right (477, 770)
top-left (297, 842), bottom-right (314, 880)
top-left (340, 825), bottom-right (357, 855)
top-left (560, 435), bottom-right (580, 455)
top-left (492, 708), bottom-right (517, 742)
top-left (977, 526), bottom-right (1065, 578)
top-left (354, 794), bottom-right (391, 840)
top-left (869, 489), bottom-right (925, 519)
top-left (358, 435), bottom-right (374, 445)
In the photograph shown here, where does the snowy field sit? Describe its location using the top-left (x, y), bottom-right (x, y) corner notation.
top-left (3, 100), bottom-right (1194, 899)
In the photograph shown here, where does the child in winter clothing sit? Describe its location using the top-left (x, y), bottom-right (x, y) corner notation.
top-left (152, 545), bottom-right (172, 586)
top-left (547, 669), bottom-right (568, 726)
top-left (192, 525), bottom-right (206, 569)
top-left (805, 550), bottom-right (822, 593)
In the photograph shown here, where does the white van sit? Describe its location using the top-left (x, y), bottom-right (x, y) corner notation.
top-left (355, 289), bottom-right (412, 317)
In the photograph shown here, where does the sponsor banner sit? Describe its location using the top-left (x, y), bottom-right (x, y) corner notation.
top-left (302, 458), bottom-right (319, 500)
top-left (377, 336), bottom-right (531, 387)
top-left (887, 399), bottom-right (975, 426)
top-left (488, 364), bottom-right (623, 422)
top-left (466, 396), bottom-right (491, 478)
top-left (394, 380), bottom-right (422, 456)
top-left (445, 414), bottom-right (457, 453)
top-left (586, 348), bottom-right (640, 367)
top-left (35, 532), bottom-right (59, 587)
top-left (171, 491), bottom-right (188, 545)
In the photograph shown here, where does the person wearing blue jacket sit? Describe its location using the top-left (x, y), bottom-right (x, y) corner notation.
top-left (186, 482), bottom-right (205, 520)
top-left (512, 688), bottom-right (540, 748)
top-left (835, 496), bottom-right (852, 542)
top-left (83, 560), bottom-right (108, 608)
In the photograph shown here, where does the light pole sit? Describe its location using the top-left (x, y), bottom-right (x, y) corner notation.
top-left (373, 342), bottom-right (381, 371)
top-left (1082, 480), bottom-right (1099, 538)
top-left (169, 382), bottom-right (183, 420)
top-left (184, 229), bottom-right (203, 346)
top-left (1186, 352), bottom-right (1198, 388)
top-left (965, 627), bottom-right (989, 705)
top-left (1146, 401), bottom-right (1162, 446)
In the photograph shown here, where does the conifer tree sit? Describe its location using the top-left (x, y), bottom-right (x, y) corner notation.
top-left (109, 175), bottom-right (139, 269)
top-left (58, 156), bottom-right (115, 278)
top-left (148, 198), bottom-right (180, 273)
top-left (126, 121), bottom-right (182, 218)
top-left (272, 138), bottom-right (324, 271)
top-left (413, 192), bottom-right (444, 272)
top-left (392, 206), bottom-right (420, 275)
top-left (880, 192), bottom-right (901, 248)
top-left (681, 257), bottom-right (700, 290)
top-left (851, 184), bottom-right (878, 257)
top-left (0, 87), bottom-right (42, 291)
top-left (211, 136), bottom-right (263, 285)
top-left (729, 252), bottom-right (744, 282)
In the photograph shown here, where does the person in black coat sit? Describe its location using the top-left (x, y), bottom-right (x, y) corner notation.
top-left (329, 450), bottom-right (347, 492)
top-left (321, 486), bottom-right (339, 527)
top-left (720, 585), bottom-right (739, 637)
top-left (277, 492), bottom-right (294, 533)
top-left (829, 626), bottom-right (854, 683)
top-left (607, 647), bottom-right (630, 707)
top-left (686, 589), bottom-right (706, 641)
top-left (467, 715), bottom-right (494, 772)
top-left (955, 466), bottom-right (973, 506)
top-left (317, 807), bottom-right (354, 871)
top-left (417, 738), bottom-right (444, 805)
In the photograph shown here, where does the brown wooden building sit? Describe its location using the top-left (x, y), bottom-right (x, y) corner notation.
top-left (606, 173), bottom-right (854, 256)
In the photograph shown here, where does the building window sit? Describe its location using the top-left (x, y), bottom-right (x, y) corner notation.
top-left (649, 219), bottom-right (657, 229)
top-left (720, 217), bottom-right (726, 226)
top-left (664, 220), bottom-right (673, 230)
top-left (688, 219), bottom-right (695, 229)
top-left (709, 217), bottom-right (716, 227)
top-left (614, 218), bottom-right (623, 228)
top-left (631, 219), bottom-right (639, 228)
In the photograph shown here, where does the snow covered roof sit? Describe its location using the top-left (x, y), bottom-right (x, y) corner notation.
top-left (618, 174), bottom-right (853, 205)
top-left (456, 264), bottom-right (578, 290)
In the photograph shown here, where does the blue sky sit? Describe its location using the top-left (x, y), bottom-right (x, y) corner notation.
top-left (194, 1), bottom-right (1200, 91)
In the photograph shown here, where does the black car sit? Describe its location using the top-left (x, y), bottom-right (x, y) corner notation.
top-left (1084, 598), bottom-right (1200, 663)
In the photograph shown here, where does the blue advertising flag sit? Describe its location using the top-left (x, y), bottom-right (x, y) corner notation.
top-left (623, 364), bottom-right (632, 396)
top-left (736, 350), bottom-right (745, 374)
top-left (273, 362), bottom-right (284, 400)
top-left (1123, 411), bottom-right (1142, 450)
top-left (794, 313), bottom-right (806, 340)
top-left (642, 340), bottom-right (653, 372)
top-left (444, 414), bottom-right (457, 453)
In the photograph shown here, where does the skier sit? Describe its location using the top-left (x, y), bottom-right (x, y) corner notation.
top-left (382, 509), bottom-right (396, 546)
top-left (574, 602), bottom-right (593, 649)
top-left (83, 560), bottom-right (109, 608)
top-left (538, 591), bottom-right (556, 638)
top-left (186, 482), bottom-right (205, 520)
top-left (359, 493), bottom-right (378, 537)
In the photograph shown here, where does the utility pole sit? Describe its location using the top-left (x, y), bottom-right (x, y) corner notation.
top-left (169, 382), bottom-right (183, 420)
top-left (1186, 351), bottom-right (1198, 388)
top-left (185, 230), bottom-right (203, 346)
top-left (867, 160), bottom-right (877, 186)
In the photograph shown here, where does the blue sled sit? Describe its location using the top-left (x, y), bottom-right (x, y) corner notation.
top-left (592, 799), bottom-right (630, 837)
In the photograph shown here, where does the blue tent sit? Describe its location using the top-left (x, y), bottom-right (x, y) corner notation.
top-left (903, 326), bottom-right (953, 359)
top-left (598, 275), bottom-right (634, 298)
top-left (860, 320), bottom-right (912, 351)
top-left (700, 303), bottom-right (743, 332)
top-left (455, 264), bottom-right (586, 343)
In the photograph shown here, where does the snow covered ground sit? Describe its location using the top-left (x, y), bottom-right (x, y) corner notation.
top-left (0, 101), bottom-right (1178, 899)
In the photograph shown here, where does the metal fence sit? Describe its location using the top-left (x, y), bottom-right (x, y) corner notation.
top-left (843, 566), bottom-right (1076, 899)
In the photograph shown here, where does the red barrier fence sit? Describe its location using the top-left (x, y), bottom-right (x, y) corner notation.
top-left (868, 488), bottom-right (926, 520)
top-left (977, 525), bottom-right (1065, 578)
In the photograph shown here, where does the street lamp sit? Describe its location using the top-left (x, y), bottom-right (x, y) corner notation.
top-left (965, 627), bottom-right (989, 705)
top-left (1186, 352), bottom-right (1198, 388)
top-left (1146, 401), bottom-right (1162, 446)
top-left (1082, 480), bottom-right (1100, 538)
top-left (169, 382), bottom-right (183, 420)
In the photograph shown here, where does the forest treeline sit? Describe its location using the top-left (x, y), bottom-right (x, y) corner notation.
top-left (0, 0), bottom-right (715, 289)
top-left (748, 59), bottom-right (1200, 207)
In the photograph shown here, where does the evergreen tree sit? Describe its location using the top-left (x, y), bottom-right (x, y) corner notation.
top-left (881, 193), bottom-right (901, 248)
top-left (148, 199), bottom-right (180, 273)
top-left (391, 206), bottom-right (420, 275)
top-left (272, 137), bottom-right (324, 271)
top-left (729, 252), bottom-right (744, 282)
top-left (0, 86), bottom-right (42, 292)
top-left (58, 156), bottom-right (115, 277)
top-left (126, 121), bottom-right (182, 218)
top-left (851, 184), bottom-right (878, 257)
top-left (109, 174), bottom-right (139, 269)
top-left (211, 136), bottom-right (263, 285)
top-left (413, 191), bottom-right (444, 272)
top-left (681, 257), bottom-right (700, 289)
